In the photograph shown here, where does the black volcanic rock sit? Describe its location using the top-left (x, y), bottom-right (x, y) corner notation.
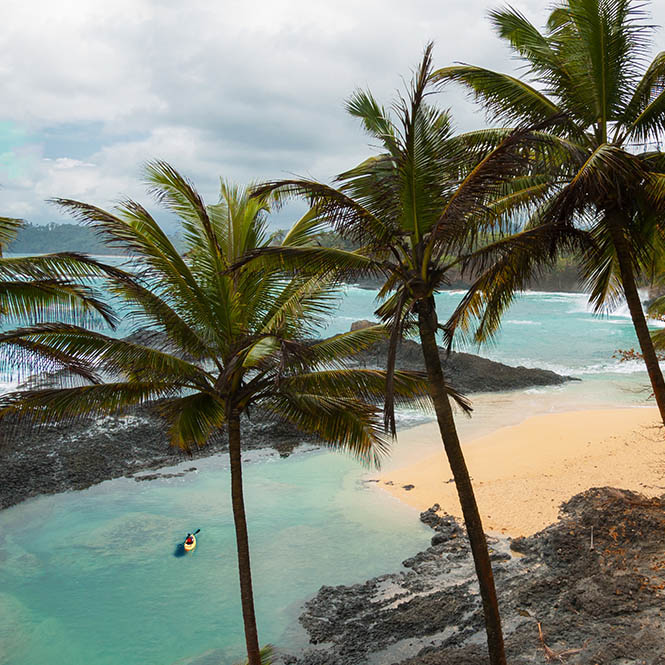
top-left (0, 405), bottom-right (320, 510)
top-left (348, 336), bottom-right (576, 393)
top-left (281, 488), bottom-right (665, 665)
top-left (0, 328), bottom-right (574, 511)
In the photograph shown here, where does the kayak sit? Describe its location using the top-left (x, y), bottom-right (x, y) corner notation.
top-left (184, 534), bottom-right (197, 552)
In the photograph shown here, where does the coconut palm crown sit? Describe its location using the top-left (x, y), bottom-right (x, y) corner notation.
top-left (0, 162), bottom-right (435, 665)
top-left (247, 44), bottom-right (564, 665)
top-left (433, 0), bottom-right (665, 422)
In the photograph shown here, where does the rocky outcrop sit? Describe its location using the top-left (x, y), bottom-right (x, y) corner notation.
top-left (348, 336), bottom-right (576, 393)
top-left (281, 487), bottom-right (665, 665)
top-left (0, 406), bottom-right (320, 510)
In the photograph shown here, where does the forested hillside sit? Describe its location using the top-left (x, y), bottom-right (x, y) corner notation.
top-left (7, 222), bottom-right (184, 255)
top-left (7, 223), bottom-right (113, 254)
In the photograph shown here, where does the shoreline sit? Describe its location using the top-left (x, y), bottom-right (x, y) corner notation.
top-left (0, 343), bottom-right (573, 512)
top-left (378, 406), bottom-right (664, 537)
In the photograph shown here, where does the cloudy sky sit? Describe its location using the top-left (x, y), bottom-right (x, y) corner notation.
top-left (2, 0), bottom-right (665, 230)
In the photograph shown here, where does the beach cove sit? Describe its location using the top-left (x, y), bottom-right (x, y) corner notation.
top-left (1, 288), bottom-right (663, 664)
top-left (380, 406), bottom-right (664, 537)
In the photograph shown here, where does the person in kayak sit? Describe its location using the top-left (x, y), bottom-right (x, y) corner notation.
top-left (185, 534), bottom-right (194, 545)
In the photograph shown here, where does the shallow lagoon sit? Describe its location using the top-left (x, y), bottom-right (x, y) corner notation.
top-left (0, 450), bottom-right (431, 665)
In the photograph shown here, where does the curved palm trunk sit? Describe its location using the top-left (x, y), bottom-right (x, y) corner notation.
top-left (609, 218), bottom-right (665, 426)
top-left (228, 411), bottom-right (262, 665)
top-left (417, 297), bottom-right (506, 665)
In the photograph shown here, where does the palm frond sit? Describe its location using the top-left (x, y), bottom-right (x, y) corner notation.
top-left (105, 275), bottom-right (214, 361)
top-left (345, 89), bottom-right (400, 156)
top-left (0, 382), bottom-right (179, 430)
top-left (446, 222), bottom-right (589, 345)
top-left (579, 221), bottom-right (624, 312)
top-left (0, 323), bottom-right (213, 387)
top-left (0, 216), bottom-right (23, 251)
top-left (431, 65), bottom-right (562, 127)
top-left (281, 368), bottom-right (433, 411)
top-left (235, 245), bottom-right (386, 283)
top-left (156, 392), bottom-right (226, 452)
top-left (234, 644), bottom-right (275, 665)
top-left (618, 50), bottom-right (665, 140)
top-left (0, 279), bottom-right (117, 327)
top-left (308, 325), bottom-right (389, 366)
top-left (281, 207), bottom-right (330, 247)
top-left (264, 391), bottom-right (389, 468)
top-left (252, 179), bottom-right (396, 247)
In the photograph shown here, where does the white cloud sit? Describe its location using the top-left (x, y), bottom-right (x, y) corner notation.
top-left (1, 0), bottom-right (664, 227)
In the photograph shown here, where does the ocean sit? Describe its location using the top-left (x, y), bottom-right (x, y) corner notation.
top-left (0, 286), bottom-right (656, 665)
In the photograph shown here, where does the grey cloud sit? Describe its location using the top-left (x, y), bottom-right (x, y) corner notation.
top-left (1, 0), bottom-right (664, 228)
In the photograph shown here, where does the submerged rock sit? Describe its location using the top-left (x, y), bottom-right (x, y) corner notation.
top-left (280, 487), bottom-right (665, 665)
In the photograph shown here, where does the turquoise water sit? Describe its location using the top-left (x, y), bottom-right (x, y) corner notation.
top-left (325, 286), bottom-right (653, 379)
top-left (0, 452), bottom-right (430, 665)
top-left (0, 285), bottom-right (659, 664)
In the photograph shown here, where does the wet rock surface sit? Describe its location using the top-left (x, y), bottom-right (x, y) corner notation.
top-left (0, 406), bottom-right (320, 510)
top-left (279, 488), bottom-right (665, 665)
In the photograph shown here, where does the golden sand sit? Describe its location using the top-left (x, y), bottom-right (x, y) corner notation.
top-left (378, 407), bottom-right (664, 537)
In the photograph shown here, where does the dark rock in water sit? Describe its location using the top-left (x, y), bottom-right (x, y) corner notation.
top-left (349, 319), bottom-right (377, 331)
top-left (279, 488), bottom-right (665, 665)
top-left (346, 332), bottom-right (577, 393)
top-left (0, 405), bottom-right (319, 510)
top-left (133, 467), bottom-right (197, 482)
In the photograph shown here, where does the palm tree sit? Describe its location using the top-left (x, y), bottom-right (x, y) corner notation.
top-left (249, 46), bottom-right (555, 665)
top-left (0, 215), bottom-right (124, 330)
top-left (0, 163), bottom-right (434, 665)
top-left (432, 0), bottom-right (665, 424)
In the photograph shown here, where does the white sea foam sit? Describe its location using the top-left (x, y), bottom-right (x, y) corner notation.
top-left (491, 357), bottom-right (648, 376)
top-left (505, 319), bottom-right (541, 326)
top-left (565, 289), bottom-right (658, 322)
top-left (0, 380), bottom-right (19, 396)
top-left (522, 290), bottom-right (589, 299)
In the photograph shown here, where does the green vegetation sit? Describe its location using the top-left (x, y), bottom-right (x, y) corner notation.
top-left (6, 221), bottom-right (186, 256)
top-left (7, 222), bottom-right (112, 255)
top-left (0, 162), bottom-right (431, 665)
top-left (434, 0), bottom-right (665, 425)
top-left (270, 226), bottom-right (586, 290)
top-left (0, 216), bottom-right (126, 332)
top-left (1, 2), bottom-right (665, 664)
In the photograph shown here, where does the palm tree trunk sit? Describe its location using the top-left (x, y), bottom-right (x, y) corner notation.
top-left (228, 410), bottom-right (262, 665)
top-left (608, 217), bottom-right (665, 425)
top-left (417, 296), bottom-right (506, 665)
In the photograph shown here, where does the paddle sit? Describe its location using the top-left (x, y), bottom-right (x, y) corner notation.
top-left (184, 528), bottom-right (200, 546)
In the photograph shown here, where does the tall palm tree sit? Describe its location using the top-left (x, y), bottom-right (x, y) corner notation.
top-left (432, 0), bottom-right (665, 423)
top-left (0, 163), bottom-right (434, 665)
top-left (0, 215), bottom-right (123, 330)
top-left (249, 46), bottom-right (556, 665)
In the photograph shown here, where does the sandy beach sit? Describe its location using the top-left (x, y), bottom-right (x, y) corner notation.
top-left (379, 406), bottom-right (665, 537)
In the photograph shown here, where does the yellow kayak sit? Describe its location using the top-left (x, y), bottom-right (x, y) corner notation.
top-left (184, 534), bottom-right (197, 552)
